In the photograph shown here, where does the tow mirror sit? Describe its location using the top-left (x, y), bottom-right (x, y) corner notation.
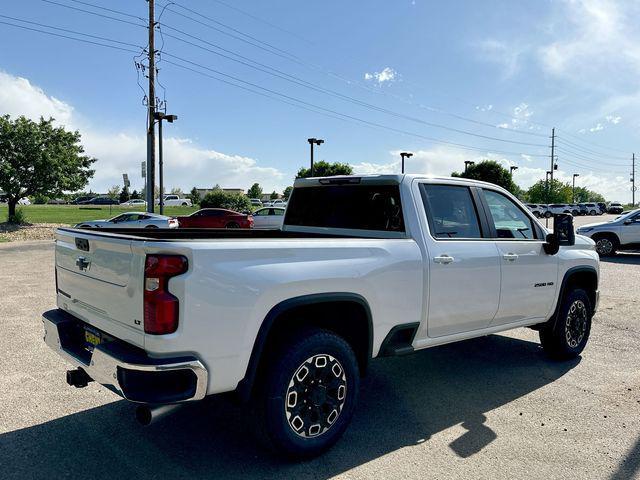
top-left (544, 213), bottom-right (574, 255)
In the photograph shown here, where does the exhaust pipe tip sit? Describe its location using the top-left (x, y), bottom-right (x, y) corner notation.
top-left (136, 404), bottom-right (182, 426)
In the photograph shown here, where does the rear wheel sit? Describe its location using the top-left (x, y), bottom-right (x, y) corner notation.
top-left (258, 329), bottom-right (359, 459)
top-left (181, 202), bottom-right (187, 206)
top-left (593, 234), bottom-right (618, 256)
top-left (589, 210), bottom-right (596, 215)
top-left (544, 211), bottom-right (552, 218)
top-left (533, 211), bottom-right (540, 218)
top-left (226, 222), bottom-right (240, 228)
top-left (540, 288), bottom-right (592, 360)
top-left (145, 225), bottom-right (158, 229)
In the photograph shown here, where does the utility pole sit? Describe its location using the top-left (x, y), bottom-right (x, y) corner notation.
top-left (146, 0), bottom-right (156, 213)
top-left (572, 173), bottom-right (579, 203)
top-left (400, 152), bottom-right (413, 174)
top-left (632, 153), bottom-right (636, 207)
top-left (550, 127), bottom-right (556, 188)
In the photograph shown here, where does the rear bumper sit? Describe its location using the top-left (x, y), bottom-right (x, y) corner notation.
top-left (43, 309), bottom-right (208, 403)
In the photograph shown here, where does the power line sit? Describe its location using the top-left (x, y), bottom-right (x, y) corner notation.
top-left (40, 0), bottom-right (146, 28)
top-left (556, 127), bottom-right (631, 155)
top-left (0, 14), bottom-right (141, 48)
top-left (0, 19), bottom-right (140, 53)
top-left (555, 146), bottom-right (628, 167)
top-left (556, 136), bottom-right (629, 161)
top-left (66, 0), bottom-right (146, 23)
top-left (161, 53), bottom-right (549, 158)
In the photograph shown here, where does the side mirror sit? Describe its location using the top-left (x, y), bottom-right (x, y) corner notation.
top-left (544, 214), bottom-right (575, 254)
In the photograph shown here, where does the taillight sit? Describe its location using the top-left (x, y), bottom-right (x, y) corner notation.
top-left (143, 255), bottom-right (188, 335)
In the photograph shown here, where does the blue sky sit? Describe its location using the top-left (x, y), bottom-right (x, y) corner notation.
top-left (0, 0), bottom-right (638, 201)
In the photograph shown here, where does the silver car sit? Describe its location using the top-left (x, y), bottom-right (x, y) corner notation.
top-left (576, 208), bottom-right (640, 256)
top-left (76, 212), bottom-right (178, 229)
top-left (252, 207), bottom-right (285, 229)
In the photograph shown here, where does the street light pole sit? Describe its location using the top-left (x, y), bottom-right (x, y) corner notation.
top-left (153, 112), bottom-right (178, 215)
top-left (572, 173), bottom-right (579, 203)
top-left (400, 152), bottom-right (413, 174)
top-left (510, 166), bottom-right (518, 175)
top-left (307, 138), bottom-right (324, 176)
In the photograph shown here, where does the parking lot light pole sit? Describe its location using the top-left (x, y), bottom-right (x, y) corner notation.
top-left (307, 138), bottom-right (324, 177)
top-left (400, 152), bottom-right (413, 174)
top-left (153, 112), bottom-right (178, 215)
top-left (464, 160), bottom-right (475, 173)
top-left (510, 166), bottom-right (518, 175)
top-left (573, 173), bottom-right (580, 203)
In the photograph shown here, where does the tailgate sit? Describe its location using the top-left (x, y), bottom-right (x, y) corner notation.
top-left (55, 229), bottom-right (146, 347)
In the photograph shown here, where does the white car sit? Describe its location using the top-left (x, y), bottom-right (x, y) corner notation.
top-left (120, 199), bottom-right (147, 207)
top-left (576, 208), bottom-right (640, 256)
top-left (547, 203), bottom-right (573, 215)
top-left (252, 207), bottom-right (285, 229)
top-left (45, 174), bottom-right (599, 458)
top-left (18, 197), bottom-right (31, 206)
top-left (155, 194), bottom-right (192, 207)
top-left (75, 212), bottom-right (178, 229)
top-left (526, 204), bottom-right (550, 218)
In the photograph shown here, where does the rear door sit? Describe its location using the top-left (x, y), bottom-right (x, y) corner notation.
top-left (479, 188), bottom-right (558, 325)
top-left (620, 211), bottom-right (640, 245)
top-left (419, 183), bottom-right (501, 337)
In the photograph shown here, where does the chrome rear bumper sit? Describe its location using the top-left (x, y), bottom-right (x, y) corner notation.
top-left (43, 309), bottom-right (208, 403)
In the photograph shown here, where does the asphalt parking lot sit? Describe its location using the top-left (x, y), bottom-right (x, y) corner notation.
top-left (0, 217), bottom-right (638, 480)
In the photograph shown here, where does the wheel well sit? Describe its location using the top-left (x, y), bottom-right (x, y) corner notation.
top-left (564, 269), bottom-right (598, 314)
top-left (236, 295), bottom-right (372, 402)
top-left (591, 231), bottom-right (620, 244)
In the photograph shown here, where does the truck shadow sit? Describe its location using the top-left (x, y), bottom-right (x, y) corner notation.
top-left (600, 252), bottom-right (640, 265)
top-left (1, 334), bottom-right (578, 480)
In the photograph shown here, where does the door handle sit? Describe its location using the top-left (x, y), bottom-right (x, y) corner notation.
top-left (503, 253), bottom-right (519, 262)
top-left (434, 255), bottom-right (454, 264)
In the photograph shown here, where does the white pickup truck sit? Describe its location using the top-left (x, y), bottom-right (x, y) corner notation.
top-left (43, 175), bottom-right (599, 458)
top-left (154, 194), bottom-right (192, 206)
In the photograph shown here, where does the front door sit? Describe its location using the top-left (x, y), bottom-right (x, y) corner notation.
top-left (480, 189), bottom-right (559, 325)
top-left (619, 212), bottom-right (640, 245)
top-left (420, 183), bottom-right (501, 337)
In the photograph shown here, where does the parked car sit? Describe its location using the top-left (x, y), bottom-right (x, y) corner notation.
top-left (578, 204), bottom-right (589, 216)
top-left (75, 212), bottom-right (179, 229)
top-left (567, 204), bottom-right (581, 216)
top-left (525, 204), bottom-right (547, 218)
top-left (17, 197), bottom-right (31, 205)
top-left (597, 202), bottom-right (608, 214)
top-left (249, 198), bottom-right (263, 207)
top-left (608, 202), bottom-right (624, 215)
top-left (47, 198), bottom-right (68, 205)
top-left (79, 197), bottom-right (119, 205)
top-left (252, 207), bottom-right (285, 229)
top-left (581, 203), bottom-right (600, 215)
top-left (44, 174), bottom-right (599, 458)
top-left (70, 196), bottom-right (95, 205)
top-left (120, 199), bottom-right (147, 207)
top-left (155, 194), bottom-right (192, 207)
top-left (577, 208), bottom-right (640, 255)
top-left (177, 208), bottom-right (253, 228)
top-left (547, 204), bottom-right (572, 215)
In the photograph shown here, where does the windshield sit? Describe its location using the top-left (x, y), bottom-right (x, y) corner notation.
top-left (616, 208), bottom-right (640, 221)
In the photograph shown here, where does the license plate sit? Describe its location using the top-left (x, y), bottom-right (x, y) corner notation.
top-left (83, 326), bottom-right (102, 352)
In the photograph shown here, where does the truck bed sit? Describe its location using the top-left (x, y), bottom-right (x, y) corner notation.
top-left (65, 227), bottom-right (390, 241)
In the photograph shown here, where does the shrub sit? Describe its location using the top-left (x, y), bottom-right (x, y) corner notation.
top-left (33, 194), bottom-right (50, 204)
top-left (8, 208), bottom-right (27, 224)
top-left (201, 190), bottom-right (252, 212)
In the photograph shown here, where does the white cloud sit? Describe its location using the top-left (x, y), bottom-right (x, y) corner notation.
top-left (363, 67), bottom-right (399, 85)
top-left (605, 114), bottom-right (621, 124)
top-left (589, 123), bottom-right (604, 132)
top-left (0, 71), bottom-right (287, 193)
top-left (476, 39), bottom-right (524, 78)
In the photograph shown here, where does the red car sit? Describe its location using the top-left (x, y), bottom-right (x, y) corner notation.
top-left (176, 208), bottom-right (254, 228)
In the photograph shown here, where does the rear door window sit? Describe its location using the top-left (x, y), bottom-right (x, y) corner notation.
top-left (285, 185), bottom-right (404, 232)
top-left (420, 184), bottom-right (482, 239)
top-left (482, 190), bottom-right (536, 240)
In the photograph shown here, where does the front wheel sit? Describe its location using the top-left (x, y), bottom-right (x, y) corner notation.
top-left (544, 211), bottom-right (552, 218)
top-left (259, 329), bottom-right (360, 459)
top-left (594, 234), bottom-right (618, 256)
top-left (539, 288), bottom-right (592, 360)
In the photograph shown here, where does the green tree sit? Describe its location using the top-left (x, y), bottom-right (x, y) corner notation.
top-left (119, 185), bottom-right (131, 203)
top-left (188, 187), bottom-right (200, 205)
top-left (526, 179), bottom-right (573, 203)
top-left (130, 189), bottom-right (140, 200)
top-left (451, 160), bottom-right (519, 195)
top-left (0, 115), bottom-right (95, 221)
top-left (270, 191), bottom-right (278, 200)
top-left (107, 185), bottom-right (121, 200)
top-left (573, 186), bottom-right (605, 203)
top-left (201, 190), bottom-right (252, 212)
top-left (283, 186), bottom-right (293, 200)
top-left (170, 187), bottom-right (183, 196)
top-left (247, 182), bottom-right (263, 199)
top-left (296, 161), bottom-right (353, 178)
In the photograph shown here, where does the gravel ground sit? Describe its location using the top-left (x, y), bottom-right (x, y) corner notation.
top-left (0, 223), bottom-right (65, 242)
top-left (0, 234), bottom-right (638, 480)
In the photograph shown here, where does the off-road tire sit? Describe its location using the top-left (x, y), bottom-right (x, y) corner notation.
top-left (540, 288), bottom-right (592, 360)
